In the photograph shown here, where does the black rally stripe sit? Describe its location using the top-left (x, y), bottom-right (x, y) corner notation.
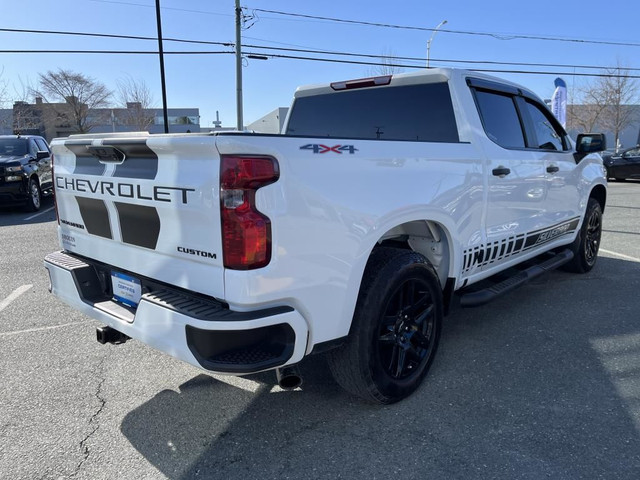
top-left (523, 217), bottom-right (580, 250)
top-left (67, 143), bottom-right (106, 176)
top-left (114, 202), bottom-right (160, 249)
top-left (75, 197), bottom-right (112, 239)
top-left (108, 140), bottom-right (159, 180)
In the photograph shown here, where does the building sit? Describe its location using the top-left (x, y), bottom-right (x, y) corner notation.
top-left (247, 107), bottom-right (289, 134)
top-left (3, 98), bottom-right (200, 142)
top-left (567, 104), bottom-right (640, 152)
top-left (0, 109), bottom-right (13, 135)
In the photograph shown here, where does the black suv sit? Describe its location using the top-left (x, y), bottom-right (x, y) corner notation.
top-left (0, 135), bottom-right (53, 211)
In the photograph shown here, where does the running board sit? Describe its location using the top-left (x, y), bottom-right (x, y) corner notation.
top-left (460, 249), bottom-right (574, 308)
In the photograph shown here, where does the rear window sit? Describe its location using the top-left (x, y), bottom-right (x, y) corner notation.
top-left (285, 82), bottom-right (459, 143)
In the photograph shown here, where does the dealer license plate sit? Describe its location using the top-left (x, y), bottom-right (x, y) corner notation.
top-left (111, 271), bottom-right (142, 308)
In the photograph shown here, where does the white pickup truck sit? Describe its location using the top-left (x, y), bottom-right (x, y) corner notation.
top-left (45, 68), bottom-right (607, 404)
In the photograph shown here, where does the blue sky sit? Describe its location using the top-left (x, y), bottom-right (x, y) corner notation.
top-left (1, 0), bottom-right (638, 129)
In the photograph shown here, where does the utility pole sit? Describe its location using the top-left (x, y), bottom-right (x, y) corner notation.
top-left (235, 0), bottom-right (243, 130)
top-left (155, 0), bottom-right (169, 133)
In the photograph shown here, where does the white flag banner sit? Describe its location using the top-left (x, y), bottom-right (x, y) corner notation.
top-left (551, 77), bottom-right (567, 128)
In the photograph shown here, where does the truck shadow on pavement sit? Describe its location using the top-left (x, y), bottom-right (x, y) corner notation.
top-left (0, 196), bottom-right (56, 226)
top-left (121, 256), bottom-right (640, 480)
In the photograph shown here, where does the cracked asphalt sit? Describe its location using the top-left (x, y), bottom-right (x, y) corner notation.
top-left (1, 182), bottom-right (640, 480)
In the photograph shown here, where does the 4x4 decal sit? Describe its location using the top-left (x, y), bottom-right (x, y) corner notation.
top-left (300, 144), bottom-right (358, 154)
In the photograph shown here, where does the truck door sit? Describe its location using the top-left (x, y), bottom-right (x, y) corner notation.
top-left (518, 98), bottom-right (581, 231)
top-left (470, 83), bottom-right (548, 272)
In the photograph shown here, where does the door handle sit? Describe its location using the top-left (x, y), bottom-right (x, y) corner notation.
top-left (546, 165), bottom-right (560, 173)
top-left (492, 166), bottom-right (511, 177)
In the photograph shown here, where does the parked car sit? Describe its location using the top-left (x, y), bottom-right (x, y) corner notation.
top-left (0, 134), bottom-right (53, 211)
top-left (603, 145), bottom-right (640, 181)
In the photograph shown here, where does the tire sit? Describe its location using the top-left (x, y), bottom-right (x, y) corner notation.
top-left (327, 247), bottom-right (443, 404)
top-left (25, 177), bottom-right (41, 212)
top-left (563, 197), bottom-right (602, 273)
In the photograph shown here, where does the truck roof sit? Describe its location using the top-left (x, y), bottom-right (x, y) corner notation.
top-left (293, 67), bottom-right (539, 102)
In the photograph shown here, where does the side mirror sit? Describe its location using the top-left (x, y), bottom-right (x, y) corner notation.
top-left (576, 133), bottom-right (606, 153)
top-left (36, 151), bottom-right (50, 160)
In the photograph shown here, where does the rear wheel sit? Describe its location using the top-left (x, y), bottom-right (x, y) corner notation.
top-left (328, 247), bottom-right (443, 404)
top-left (563, 197), bottom-right (602, 273)
top-left (25, 177), bottom-right (41, 212)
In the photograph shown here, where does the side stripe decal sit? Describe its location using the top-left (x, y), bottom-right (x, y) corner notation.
top-left (462, 217), bottom-right (580, 274)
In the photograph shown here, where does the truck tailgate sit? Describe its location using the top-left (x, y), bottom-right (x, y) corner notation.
top-left (51, 133), bottom-right (225, 300)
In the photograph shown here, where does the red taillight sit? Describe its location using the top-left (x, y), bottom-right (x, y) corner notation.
top-left (220, 155), bottom-right (279, 270)
top-left (51, 153), bottom-right (59, 225)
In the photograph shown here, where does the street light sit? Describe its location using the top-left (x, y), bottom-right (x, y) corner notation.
top-left (426, 19), bottom-right (447, 68)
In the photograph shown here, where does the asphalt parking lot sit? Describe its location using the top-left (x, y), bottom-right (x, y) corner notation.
top-left (1, 182), bottom-right (640, 480)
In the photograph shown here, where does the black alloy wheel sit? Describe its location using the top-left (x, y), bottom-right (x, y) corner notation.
top-left (26, 177), bottom-right (41, 212)
top-left (376, 278), bottom-right (436, 380)
top-left (583, 201), bottom-right (602, 268)
top-left (563, 197), bottom-right (602, 273)
top-left (328, 247), bottom-right (443, 404)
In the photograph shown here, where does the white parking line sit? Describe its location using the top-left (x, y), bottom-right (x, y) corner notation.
top-left (600, 249), bottom-right (640, 263)
top-left (24, 206), bottom-right (55, 221)
top-left (0, 284), bottom-right (33, 313)
top-left (0, 321), bottom-right (86, 337)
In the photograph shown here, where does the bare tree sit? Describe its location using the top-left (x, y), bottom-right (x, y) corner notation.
top-left (116, 75), bottom-right (156, 131)
top-left (0, 68), bottom-right (8, 108)
top-left (567, 100), bottom-right (607, 134)
top-left (597, 66), bottom-right (639, 149)
top-left (32, 69), bottom-right (112, 133)
top-left (367, 48), bottom-right (405, 76)
top-left (10, 77), bottom-right (42, 134)
top-left (0, 68), bottom-right (11, 132)
top-left (568, 63), bottom-right (639, 149)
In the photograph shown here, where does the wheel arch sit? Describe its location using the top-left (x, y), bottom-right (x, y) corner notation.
top-left (372, 219), bottom-right (455, 290)
top-left (590, 183), bottom-right (606, 213)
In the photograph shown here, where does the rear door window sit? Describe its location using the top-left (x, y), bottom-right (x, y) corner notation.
top-left (473, 90), bottom-right (526, 149)
top-left (286, 82), bottom-right (459, 143)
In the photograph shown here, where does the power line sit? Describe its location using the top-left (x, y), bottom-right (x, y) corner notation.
top-left (3, 47), bottom-right (640, 79)
top-left (87, 0), bottom-right (233, 17)
top-left (241, 51), bottom-right (640, 79)
top-left (0, 27), bottom-right (234, 48)
top-left (243, 44), bottom-right (640, 73)
top-left (0, 50), bottom-right (232, 55)
top-left (250, 8), bottom-right (640, 48)
top-left (2, 27), bottom-right (640, 74)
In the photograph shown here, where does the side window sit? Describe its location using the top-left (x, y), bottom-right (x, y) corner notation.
top-left (624, 147), bottom-right (640, 158)
top-left (523, 101), bottom-right (566, 151)
top-left (35, 138), bottom-right (50, 153)
top-left (474, 90), bottom-right (525, 149)
top-left (28, 139), bottom-right (39, 156)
